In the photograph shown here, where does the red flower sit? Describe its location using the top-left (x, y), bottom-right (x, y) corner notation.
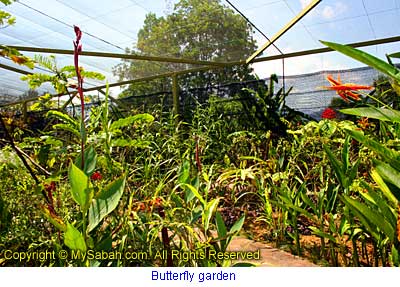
top-left (321, 108), bottom-right (336, 119)
top-left (324, 74), bottom-right (373, 102)
top-left (91, 171), bottom-right (102, 181)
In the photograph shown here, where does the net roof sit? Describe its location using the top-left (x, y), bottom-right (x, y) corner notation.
top-left (0, 0), bottom-right (399, 104)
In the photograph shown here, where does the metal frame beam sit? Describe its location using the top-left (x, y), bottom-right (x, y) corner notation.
top-left (251, 35), bottom-right (400, 63)
top-left (3, 45), bottom-right (227, 67)
top-left (0, 63), bottom-right (33, 75)
top-left (246, 0), bottom-right (322, 64)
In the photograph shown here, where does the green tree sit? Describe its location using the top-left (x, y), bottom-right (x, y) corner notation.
top-left (114, 0), bottom-right (257, 97)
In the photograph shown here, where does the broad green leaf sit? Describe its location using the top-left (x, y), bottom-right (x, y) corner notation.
top-left (338, 217), bottom-right (351, 236)
top-left (388, 52), bottom-right (400, 59)
top-left (321, 41), bottom-right (400, 82)
top-left (64, 223), bottom-right (87, 252)
top-left (110, 114), bottom-right (154, 130)
top-left (320, 120), bottom-right (337, 136)
top-left (358, 182), bottom-right (397, 228)
top-left (370, 169), bottom-right (398, 204)
top-left (391, 245), bottom-right (399, 266)
top-left (309, 226), bottom-right (337, 243)
top-left (75, 145), bottom-right (97, 176)
top-left (46, 110), bottom-right (79, 128)
top-left (178, 160), bottom-right (190, 184)
top-left (340, 107), bottom-right (400, 123)
top-left (323, 144), bottom-right (346, 188)
top-left (346, 129), bottom-right (400, 170)
top-left (229, 214), bottom-right (245, 234)
top-left (348, 159), bottom-right (360, 183)
top-left (87, 176), bottom-right (126, 232)
top-left (53, 123), bottom-right (80, 138)
top-left (182, 183), bottom-right (205, 205)
top-left (374, 160), bottom-right (400, 202)
top-left (190, 206), bottom-right (202, 224)
top-left (96, 234), bottom-right (113, 251)
top-left (69, 162), bottom-right (92, 211)
top-left (215, 211), bottom-right (227, 251)
top-left (341, 195), bottom-right (394, 241)
top-left (203, 198), bottom-right (220, 232)
top-left (276, 196), bottom-right (316, 221)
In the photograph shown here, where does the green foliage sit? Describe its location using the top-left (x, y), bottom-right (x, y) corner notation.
top-left (0, 193), bottom-right (11, 233)
top-left (69, 162), bottom-right (92, 211)
top-left (321, 40), bottom-right (400, 266)
top-left (114, 0), bottom-right (257, 96)
top-left (75, 146), bottom-right (97, 177)
top-left (110, 114), bottom-right (154, 130)
top-left (88, 176), bottom-right (125, 232)
top-left (341, 107), bottom-right (400, 123)
top-left (0, 10), bottom-right (15, 27)
top-left (64, 223), bottom-right (87, 252)
top-left (323, 136), bottom-right (359, 192)
top-left (321, 41), bottom-right (400, 83)
top-left (5, 33), bottom-right (400, 267)
top-left (22, 55), bottom-right (105, 95)
top-left (240, 75), bottom-right (294, 134)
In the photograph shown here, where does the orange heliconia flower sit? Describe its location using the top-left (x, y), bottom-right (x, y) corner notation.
top-left (324, 74), bottom-right (373, 102)
top-left (357, 117), bottom-right (370, 130)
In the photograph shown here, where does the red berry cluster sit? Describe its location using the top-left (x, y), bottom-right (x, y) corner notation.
top-left (321, 108), bottom-right (336, 119)
top-left (91, 171), bottom-right (102, 181)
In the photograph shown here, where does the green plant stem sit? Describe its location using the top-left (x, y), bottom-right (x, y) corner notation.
top-left (365, 92), bottom-right (392, 109)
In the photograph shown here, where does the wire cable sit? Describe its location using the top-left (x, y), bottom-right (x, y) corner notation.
top-left (16, 1), bottom-right (126, 51)
top-left (224, 0), bottom-right (286, 92)
top-left (54, 0), bottom-right (137, 40)
top-left (361, 0), bottom-right (377, 39)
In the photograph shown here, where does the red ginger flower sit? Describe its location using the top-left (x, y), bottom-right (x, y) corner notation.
top-left (321, 107), bottom-right (336, 119)
top-left (73, 25), bottom-right (86, 170)
top-left (73, 25), bottom-right (84, 101)
top-left (324, 74), bottom-right (373, 102)
top-left (91, 171), bottom-right (102, 181)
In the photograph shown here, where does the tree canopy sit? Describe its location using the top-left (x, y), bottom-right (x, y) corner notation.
top-left (113, 0), bottom-right (257, 97)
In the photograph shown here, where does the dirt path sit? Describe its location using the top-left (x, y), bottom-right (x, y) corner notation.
top-left (228, 236), bottom-right (316, 267)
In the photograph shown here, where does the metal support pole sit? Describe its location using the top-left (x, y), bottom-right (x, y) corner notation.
top-left (172, 74), bottom-right (180, 125)
top-left (22, 101), bottom-right (28, 123)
